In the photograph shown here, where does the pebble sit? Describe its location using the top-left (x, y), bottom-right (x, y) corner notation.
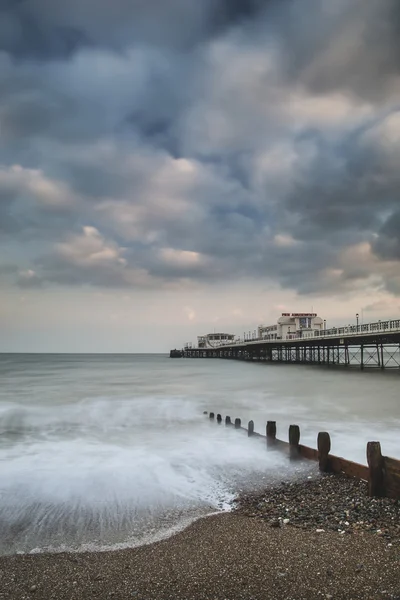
top-left (270, 519), bottom-right (281, 528)
top-left (238, 473), bottom-right (400, 541)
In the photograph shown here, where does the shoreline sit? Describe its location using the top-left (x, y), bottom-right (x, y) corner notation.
top-left (1, 474), bottom-right (399, 599)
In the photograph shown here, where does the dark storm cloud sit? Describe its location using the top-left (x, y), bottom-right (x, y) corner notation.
top-left (283, 125), bottom-right (400, 242)
top-left (374, 212), bottom-right (400, 261)
top-left (274, 0), bottom-right (400, 102)
top-left (1, 0), bottom-right (400, 296)
top-left (0, 0), bottom-right (273, 58)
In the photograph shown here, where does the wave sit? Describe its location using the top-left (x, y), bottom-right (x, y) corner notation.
top-left (0, 398), bottom-right (313, 554)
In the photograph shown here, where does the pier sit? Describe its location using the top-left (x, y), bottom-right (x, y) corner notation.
top-left (177, 318), bottom-right (400, 370)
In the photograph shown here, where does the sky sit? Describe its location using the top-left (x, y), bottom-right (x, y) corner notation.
top-left (1, 0), bottom-right (400, 352)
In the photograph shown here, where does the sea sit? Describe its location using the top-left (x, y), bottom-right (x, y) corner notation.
top-left (0, 353), bottom-right (399, 555)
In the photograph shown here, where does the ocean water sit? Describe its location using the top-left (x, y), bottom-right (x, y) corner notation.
top-left (0, 353), bottom-right (399, 555)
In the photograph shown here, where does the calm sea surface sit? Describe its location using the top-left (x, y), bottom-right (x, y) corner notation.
top-left (0, 353), bottom-right (399, 555)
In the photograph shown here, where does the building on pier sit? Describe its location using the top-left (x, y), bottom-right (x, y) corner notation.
top-left (258, 312), bottom-right (324, 340)
top-left (197, 332), bottom-right (236, 348)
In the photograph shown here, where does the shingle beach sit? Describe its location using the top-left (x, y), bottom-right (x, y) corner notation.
top-left (1, 474), bottom-right (399, 600)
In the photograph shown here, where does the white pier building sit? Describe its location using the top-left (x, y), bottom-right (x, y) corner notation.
top-left (258, 312), bottom-right (324, 341)
top-left (197, 333), bottom-right (236, 349)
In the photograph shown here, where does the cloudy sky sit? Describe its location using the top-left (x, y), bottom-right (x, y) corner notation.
top-left (1, 0), bottom-right (400, 352)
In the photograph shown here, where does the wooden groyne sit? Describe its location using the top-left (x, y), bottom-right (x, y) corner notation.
top-left (206, 412), bottom-right (400, 499)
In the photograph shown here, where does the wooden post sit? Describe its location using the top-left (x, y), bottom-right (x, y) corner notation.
top-left (209, 412), bottom-right (215, 420)
top-left (317, 432), bottom-right (331, 472)
top-left (235, 418), bottom-right (241, 429)
top-left (266, 421), bottom-right (276, 448)
top-left (248, 420), bottom-right (254, 437)
top-left (289, 425), bottom-right (300, 460)
top-left (225, 416), bottom-right (231, 426)
top-left (367, 441), bottom-right (385, 497)
top-left (217, 414), bottom-right (222, 424)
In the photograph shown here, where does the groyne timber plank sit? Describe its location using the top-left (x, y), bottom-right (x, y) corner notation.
top-left (384, 456), bottom-right (400, 498)
top-left (385, 456), bottom-right (400, 475)
top-left (329, 456), bottom-right (369, 480)
top-left (299, 445), bottom-right (319, 461)
top-left (274, 439), bottom-right (290, 451)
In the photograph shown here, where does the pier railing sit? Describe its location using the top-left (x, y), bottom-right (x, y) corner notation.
top-left (206, 412), bottom-right (400, 500)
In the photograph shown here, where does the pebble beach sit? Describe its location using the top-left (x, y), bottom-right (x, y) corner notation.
top-left (1, 473), bottom-right (399, 600)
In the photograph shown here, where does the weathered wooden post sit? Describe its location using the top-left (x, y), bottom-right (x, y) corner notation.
top-left (248, 420), bottom-right (254, 437)
top-left (289, 425), bottom-right (300, 460)
top-left (217, 414), bottom-right (222, 424)
top-left (209, 412), bottom-right (215, 420)
top-left (317, 432), bottom-right (331, 472)
top-left (367, 441), bottom-right (385, 497)
top-left (225, 416), bottom-right (231, 426)
top-left (266, 421), bottom-right (276, 448)
top-left (235, 418), bottom-right (241, 429)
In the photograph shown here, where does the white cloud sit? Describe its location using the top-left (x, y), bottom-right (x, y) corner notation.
top-left (273, 234), bottom-right (299, 248)
top-left (0, 165), bottom-right (77, 208)
top-left (160, 248), bottom-right (205, 267)
top-left (56, 226), bottom-right (127, 268)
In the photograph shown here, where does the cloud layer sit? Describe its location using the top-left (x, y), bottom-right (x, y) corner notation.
top-left (1, 0), bottom-right (400, 300)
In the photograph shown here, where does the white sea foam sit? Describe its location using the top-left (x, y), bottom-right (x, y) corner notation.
top-left (0, 394), bottom-right (304, 554)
